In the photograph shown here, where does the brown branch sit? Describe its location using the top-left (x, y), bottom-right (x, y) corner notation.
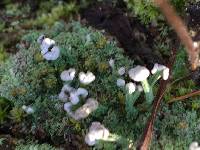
top-left (167, 90), bottom-right (200, 104)
top-left (137, 47), bottom-right (177, 150)
top-left (153, 0), bottom-right (199, 70)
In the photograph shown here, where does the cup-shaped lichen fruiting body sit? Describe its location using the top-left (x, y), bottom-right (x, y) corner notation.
top-left (60, 68), bottom-right (76, 82)
top-left (116, 78), bottom-right (126, 87)
top-left (79, 71), bottom-right (95, 85)
top-left (151, 63), bottom-right (169, 81)
top-left (128, 65), bottom-right (154, 104)
top-left (128, 66), bottom-right (150, 82)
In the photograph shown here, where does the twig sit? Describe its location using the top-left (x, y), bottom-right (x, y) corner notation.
top-left (167, 90), bottom-right (200, 104)
top-left (137, 47), bottom-right (177, 150)
top-left (136, 80), bottom-right (168, 150)
top-left (153, 0), bottom-right (199, 70)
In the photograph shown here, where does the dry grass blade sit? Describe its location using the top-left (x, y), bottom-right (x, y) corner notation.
top-left (168, 90), bottom-right (200, 104)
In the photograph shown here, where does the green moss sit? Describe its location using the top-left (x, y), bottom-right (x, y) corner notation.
top-left (6, 4), bottom-right (23, 16)
top-left (15, 142), bottom-right (57, 150)
top-left (31, 2), bottom-right (78, 27)
top-left (10, 107), bottom-right (25, 123)
top-left (0, 21), bottom-right (199, 149)
top-left (0, 97), bottom-right (12, 124)
top-left (126, 0), bottom-right (159, 24)
top-left (0, 44), bottom-right (8, 63)
top-left (152, 103), bottom-right (200, 149)
top-left (0, 21), bottom-right (133, 140)
top-left (0, 22), bottom-right (5, 32)
top-left (125, 0), bottom-right (188, 24)
top-left (173, 48), bottom-right (189, 78)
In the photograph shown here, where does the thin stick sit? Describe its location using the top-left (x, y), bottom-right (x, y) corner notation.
top-left (168, 90), bottom-right (200, 104)
top-left (136, 80), bottom-right (168, 150)
top-left (137, 47), bottom-right (177, 150)
top-left (154, 0), bottom-right (199, 70)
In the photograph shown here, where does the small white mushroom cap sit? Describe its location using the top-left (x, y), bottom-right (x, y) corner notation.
top-left (60, 68), bottom-right (76, 82)
top-left (26, 107), bottom-right (34, 114)
top-left (43, 46), bottom-right (60, 60)
top-left (108, 59), bottom-right (115, 68)
top-left (85, 122), bottom-right (110, 146)
top-left (22, 105), bottom-right (27, 110)
top-left (73, 98), bottom-right (98, 120)
top-left (151, 63), bottom-right (169, 80)
top-left (151, 63), bottom-right (166, 74)
top-left (118, 67), bottom-right (126, 76)
top-left (79, 72), bottom-right (95, 85)
top-left (189, 142), bottom-right (199, 150)
top-left (89, 122), bottom-right (109, 140)
top-left (69, 92), bottom-right (80, 105)
top-left (77, 88), bottom-right (88, 98)
top-left (64, 102), bottom-right (73, 114)
top-left (163, 68), bottom-right (169, 80)
top-left (125, 82), bottom-right (136, 94)
top-left (22, 105), bottom-right (34, 114)
top-left (59, 84), bottom-right (74, 102)
top-left (40, 38), bottom-right (55, 55)
top-left (128, 65), bottom-right (150, 82)
top-left (85, 133), bottom-right (96, 146)
top-left (116, 78), bottom-right (126, 87)
top-left (58, 91), bottom-right (68, 102)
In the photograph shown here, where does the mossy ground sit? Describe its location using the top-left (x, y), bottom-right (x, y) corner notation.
top-left (0, 0), bottom-right (200, 149)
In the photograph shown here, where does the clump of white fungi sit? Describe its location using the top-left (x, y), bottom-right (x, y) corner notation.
top-left (37, 35), bottom-right (60, 60)
top-left (85, 122), bottom-right (110, 146)
top-left (109, 58), bottom-right (170, 104)
top-left (58, 69), bottom-right (98, 120)
top-left (72, 98), bottom-right (98, 120)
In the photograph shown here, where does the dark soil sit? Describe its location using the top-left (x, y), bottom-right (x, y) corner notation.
top-left (82, 2), bottom-right (164, 69)
top-left (191, 68), bottom-right (200, 86)
top-left (186, 2), bottom-right (200, 28)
